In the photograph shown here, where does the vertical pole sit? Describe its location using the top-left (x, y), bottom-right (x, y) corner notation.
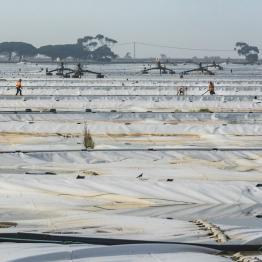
top-left (133, 42), bottom-right (136, 59)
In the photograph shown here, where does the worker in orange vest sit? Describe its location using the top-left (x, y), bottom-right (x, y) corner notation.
top-left (208, 81), bottom-right (215, 95)
top-left (15, 79), bottom-right (23, 96)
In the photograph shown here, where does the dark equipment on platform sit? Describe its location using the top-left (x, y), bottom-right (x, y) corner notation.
top-left (46, 62), bottom-right (105, 78)
top-left (142, 60), bottom-right (175, 75)
top-left (179, 62), bottom-right (223, 78)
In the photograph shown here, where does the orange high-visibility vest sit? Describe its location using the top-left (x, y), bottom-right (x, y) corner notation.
top-left (16, 81), bottom-right (22, 88)
top-left (208, 83), bottom-right (214, 92)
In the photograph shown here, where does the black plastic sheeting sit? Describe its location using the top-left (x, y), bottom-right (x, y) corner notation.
top-left (0, 233), bottom-right (261, 252)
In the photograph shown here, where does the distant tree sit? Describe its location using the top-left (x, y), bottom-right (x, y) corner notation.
top-left (0, 42), bottom-right (37, 61)
top-left (235, 42), bottom-right (259, 63)
top-left (92, 45), bottom-right (118, 61)
top-left (38, 44), bottom-right (86, 61)
top-left (0, 35), bottom-right (118, 62)
top-left (105, 37), bottom-right (118, 47)
top-left (95, 34), bottom-right (105, 45)
top-left (88, 42), bottom-right (98, 51)
top-left (75, 34), bottom-right (118, 61)
top-left (81, 36), bottom-right (94, 43)
top-left (77, 36), bottom-right (94, 51)
top-left (95, 34), bottom-right (104, 40)
top-left (124, 52), bottom-right (132, 59)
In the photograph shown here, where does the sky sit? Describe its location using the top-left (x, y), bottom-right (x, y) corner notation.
top-left (0, 0), bottom-right (261, 58)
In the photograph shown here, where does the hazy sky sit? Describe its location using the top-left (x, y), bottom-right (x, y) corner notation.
top-left (0, 0), bottom-right (261, 58)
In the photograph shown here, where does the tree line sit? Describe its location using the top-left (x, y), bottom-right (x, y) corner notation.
top-left (0, 34), bottom-right (118, 62)
top-left (235, 42), bottom-right (260, 64)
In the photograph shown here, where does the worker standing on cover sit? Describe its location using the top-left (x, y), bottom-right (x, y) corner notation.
top-left (177, 87), bottom-right (185, 96)
top-left (208, 81), bottom-right (215, 95)
top-left (15, 79), bottom-right (23, 96)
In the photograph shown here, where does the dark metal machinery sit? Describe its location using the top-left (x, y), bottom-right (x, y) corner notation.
top-left (46, 62), bottom-right (105, 78)
top-left (142, 60), bottom-right (175, 75)
top-left (69, 63), bottom-right (104, 79)
top-left (46, 62), bottom-right (74, 77)
top-left (179, 62), bottom-right (224, 78)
